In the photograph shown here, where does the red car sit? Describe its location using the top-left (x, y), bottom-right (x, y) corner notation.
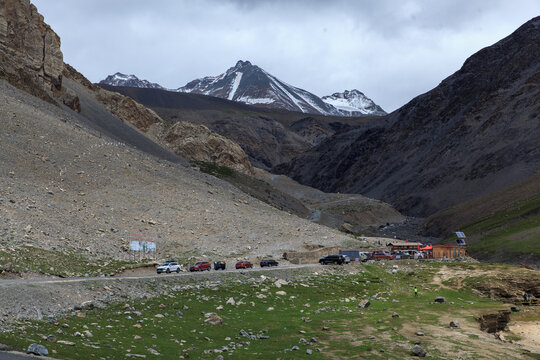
top-left (235, 260), bottom-right (253, 269)
top-left (370, 251), bottom-right (394, 260)
top-left (189, 261), bottom-right (211, 272)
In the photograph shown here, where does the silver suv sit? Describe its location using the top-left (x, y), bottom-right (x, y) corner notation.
top-left (156, 261), bottom-right (181, 274)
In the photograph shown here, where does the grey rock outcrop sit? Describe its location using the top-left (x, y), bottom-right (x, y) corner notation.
top-left (0, 0), bottom-right (78, 111)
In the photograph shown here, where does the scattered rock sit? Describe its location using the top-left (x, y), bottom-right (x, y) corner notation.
top-left (204, 313), bottom-right (223, 325)
top-left (56, 340), bottom-right (75, 346)
top-left (434, 297), bottom-right (446, 303)
top-left (274, 279), bottom-right (289, 288)
top-left (416, 332), bottom-right (425, 336)
top-left (411, 344), bottom-right (426, 357)
top-left (276, 291), bottom-right (287, 296)
top-left (449, 320), bottom-right (460, 329)
top-left (27, 343), bottom-right (49, 356)
top-left (0, 344), bottom-right (10, 351)
top-left (358, 299), bottom-right (371, 308)
top-left (80, 301), bottom-right (94, 310)
top-left (306, 349), bottom-right (313, 355)
top-left (240, 329), bottom-right (256, 340)
top-left (226, 298), bottom-right (236, 306)
top-left (392, 312), bottom-right (400, 318)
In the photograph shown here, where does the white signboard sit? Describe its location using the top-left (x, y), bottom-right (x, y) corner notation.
top-left (129, 240), bottom-right (156, 252)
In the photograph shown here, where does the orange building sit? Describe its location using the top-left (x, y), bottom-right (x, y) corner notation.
top-left (432, 244), bottom-right (467, 258)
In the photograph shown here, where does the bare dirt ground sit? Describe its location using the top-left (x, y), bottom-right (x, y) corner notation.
top-left (432, 265), bottom-right (540, 354)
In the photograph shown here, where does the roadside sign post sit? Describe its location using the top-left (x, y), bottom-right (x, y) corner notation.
top-left (129, 233), bottom-right (157, 262)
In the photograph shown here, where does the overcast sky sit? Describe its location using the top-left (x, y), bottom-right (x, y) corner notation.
top-left (32, 0), bottom-right (539, 112)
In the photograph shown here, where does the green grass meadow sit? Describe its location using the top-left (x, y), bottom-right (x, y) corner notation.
top-left (1, 262), bottom-right (532, 359)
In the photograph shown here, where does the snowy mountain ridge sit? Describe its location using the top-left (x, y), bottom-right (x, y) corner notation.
top-left (321, 89), bottom-right (387, 116)
top-left (99, 72), bottom-right (165, 90)
top-left (99, 62), bottom-right (386, 117)
top-left (176, 60), bottom-right (342, 116)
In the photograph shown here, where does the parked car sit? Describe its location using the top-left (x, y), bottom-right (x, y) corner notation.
top-left (260, 259), bottom-right (279, 267)
top-left (359, 252), bottom-right (371, 262)
top-left (343, 255), bottom-right (351, 264)
top-left (157, 261), bottom-right (181, 274)
top-left (370, 251), bottom-right (394, 260)
top-left (189, 261), bottom-right (211, 272)
top-left (235, 260), bottom-right (253, 269)
top-left (393, 250), bottom-right (412, 260)
top-left (319, 254), bottom-right (346, 265)
top-left (214, 261), bottom-right (226, 270)
top-left (410, 250), bottom-right (425, 260)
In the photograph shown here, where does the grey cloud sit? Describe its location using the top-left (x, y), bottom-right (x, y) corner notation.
top-left (32, 0), bottom-right (540, 111)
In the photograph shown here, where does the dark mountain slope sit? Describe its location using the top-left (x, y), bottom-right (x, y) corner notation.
top-left (100, 85), bottom-right (373, 169)
top-left (276, 16), bottom-right (540, 217)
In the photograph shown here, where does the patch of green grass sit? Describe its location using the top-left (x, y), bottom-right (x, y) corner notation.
top-left (193, 161), bottom-right (235, 177)
top-left (446, 193), bottom-right (540, 258)
top-left (0, 263), bottom-right (525, 359)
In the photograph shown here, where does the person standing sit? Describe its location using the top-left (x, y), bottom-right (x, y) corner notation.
top-left (414, 286), bottom-right (418, 297)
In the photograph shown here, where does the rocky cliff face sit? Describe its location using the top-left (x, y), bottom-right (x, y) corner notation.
top-left (158, 122), bottom-right (254, 175)
top-left (0, 0), bottom-right (78, 111)
top-left (276, 16), bottom-right (540, 217)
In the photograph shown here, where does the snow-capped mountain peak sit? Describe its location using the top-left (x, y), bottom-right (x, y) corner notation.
top-left (177, 60), bottom-right (342, 116)
top-left (99, 72), bottom-right (165, 90)
top-left (321, 89), bottom-right (386, 116)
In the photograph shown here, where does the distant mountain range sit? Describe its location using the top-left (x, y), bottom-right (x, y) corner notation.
top-left (99, 61), bottom-right (386, 117)
top-left (99, 73), bottom-right (165, 90)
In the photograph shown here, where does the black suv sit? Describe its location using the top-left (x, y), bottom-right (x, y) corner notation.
top-left (214, 261), bottom-right (226, 270)
top-left (319, 254), bottom-right (346, 265)
top-left (260, 259), bottom-right (279, 267)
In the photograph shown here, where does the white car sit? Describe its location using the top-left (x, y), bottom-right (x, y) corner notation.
top-left (410, 251), bottom-right (425, 260)
top-left (156, 261), bottom-right (181, 274)
top-left (343, 255), bottom-right (351, 264)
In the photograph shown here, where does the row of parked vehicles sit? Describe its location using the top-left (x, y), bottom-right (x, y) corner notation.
top-left (156, 259), bottom-right (279, 274)
top-left (319, 250), bottom-right (427, 265)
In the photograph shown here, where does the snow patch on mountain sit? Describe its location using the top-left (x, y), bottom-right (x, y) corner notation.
top-left (236, 96), bottom-right (275, 105)
top-left (228, 72), bottom-right (243, 100)
top-left (99, 72), bottom-right (165, 90)
top-left (322, 90), bottom-right (386, 116)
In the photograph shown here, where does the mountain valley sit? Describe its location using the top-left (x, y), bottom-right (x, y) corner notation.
top-left (0, 1), bottom-right (539, 358)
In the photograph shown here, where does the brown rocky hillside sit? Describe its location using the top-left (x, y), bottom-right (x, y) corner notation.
top-left (0, 0), bottom-right (366, 264)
